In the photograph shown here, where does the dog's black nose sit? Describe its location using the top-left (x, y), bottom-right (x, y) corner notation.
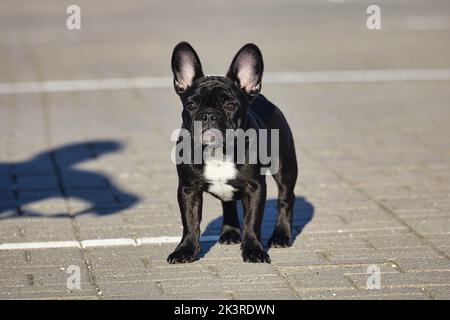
top-left (202, 113), bottom-right (216, 123)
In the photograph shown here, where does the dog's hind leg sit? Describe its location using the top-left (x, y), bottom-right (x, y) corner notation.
top-left (269, 148), bottom-right (298, 248)
top-left (219, 201), bottom-right (242, 244)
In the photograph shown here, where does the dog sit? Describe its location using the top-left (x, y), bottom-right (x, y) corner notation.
top-left (168, 42), bottom-right (298, 263)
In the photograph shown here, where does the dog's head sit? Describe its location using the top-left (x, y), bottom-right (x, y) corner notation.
top-left (171, 42), bottom-right (263, 144)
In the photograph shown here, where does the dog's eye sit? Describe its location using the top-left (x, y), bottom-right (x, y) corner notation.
top-left (225, 103), bottom-right (237, 111)
top-left (186, 103), bottom-right (197, 111)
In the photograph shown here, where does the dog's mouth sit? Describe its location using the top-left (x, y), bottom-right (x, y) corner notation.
top-left (202, 128), bottom-right (223, 146)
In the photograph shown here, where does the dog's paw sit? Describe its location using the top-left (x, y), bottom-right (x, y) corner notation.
top-left (268, 229), bottom-right (292, 248)
top-left (219, 228), bottom-right (241, 244)
top-left (167, 246), bottom-right (198, 264)
top-left (241, 244), bottom-right (271, 263)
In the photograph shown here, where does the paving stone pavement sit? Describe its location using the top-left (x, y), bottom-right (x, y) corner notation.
top-left (0, 0), bottom-right (449, 299)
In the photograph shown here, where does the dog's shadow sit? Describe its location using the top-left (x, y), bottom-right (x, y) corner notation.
top-left (0, 140), bottom-right (139, 219)
top-left (198, 196), bottom-right (314, 258)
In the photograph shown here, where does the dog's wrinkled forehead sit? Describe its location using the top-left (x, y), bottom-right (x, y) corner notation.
top-left (186, 76), bottom-right (247, 105)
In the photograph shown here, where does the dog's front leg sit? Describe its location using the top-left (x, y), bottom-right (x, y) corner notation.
top-left (241, 179), bottom-right (271, 263)
top-left (167, 184), bottom-right (203, 263)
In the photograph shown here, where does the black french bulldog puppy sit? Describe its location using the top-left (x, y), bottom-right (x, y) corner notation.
top-left (168, 42), bottom-right (298, 263)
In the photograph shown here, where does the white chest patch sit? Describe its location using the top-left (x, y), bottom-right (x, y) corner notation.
top-left (204, 159), bottom-right (237, 201)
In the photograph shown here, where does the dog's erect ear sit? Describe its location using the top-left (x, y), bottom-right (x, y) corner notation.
top-left (171, 42), bottom-right (204, 95)
top-left (226, 44), bottom-right (264, 98)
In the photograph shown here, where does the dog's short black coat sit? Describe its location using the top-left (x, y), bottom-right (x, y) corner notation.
top-left (168, 42), bottom-right (298, 263)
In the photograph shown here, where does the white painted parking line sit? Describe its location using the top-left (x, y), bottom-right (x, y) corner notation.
top-left (0, 227), bottom-right (406, 251)
top-left (0, 77), bottom-right (172, 95)
top-left (399, 16), bottom-right (450, 31)
top-left (265, 69), bottom-right (450, 84)
top-left (0, 235), bottom-right (220, 251)
top-left (1, 69), bottom-right (450, 94)
top-left (81, 238), bottom-right (137, 248)
top-left (0, 241), bottom-right (81, 250)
